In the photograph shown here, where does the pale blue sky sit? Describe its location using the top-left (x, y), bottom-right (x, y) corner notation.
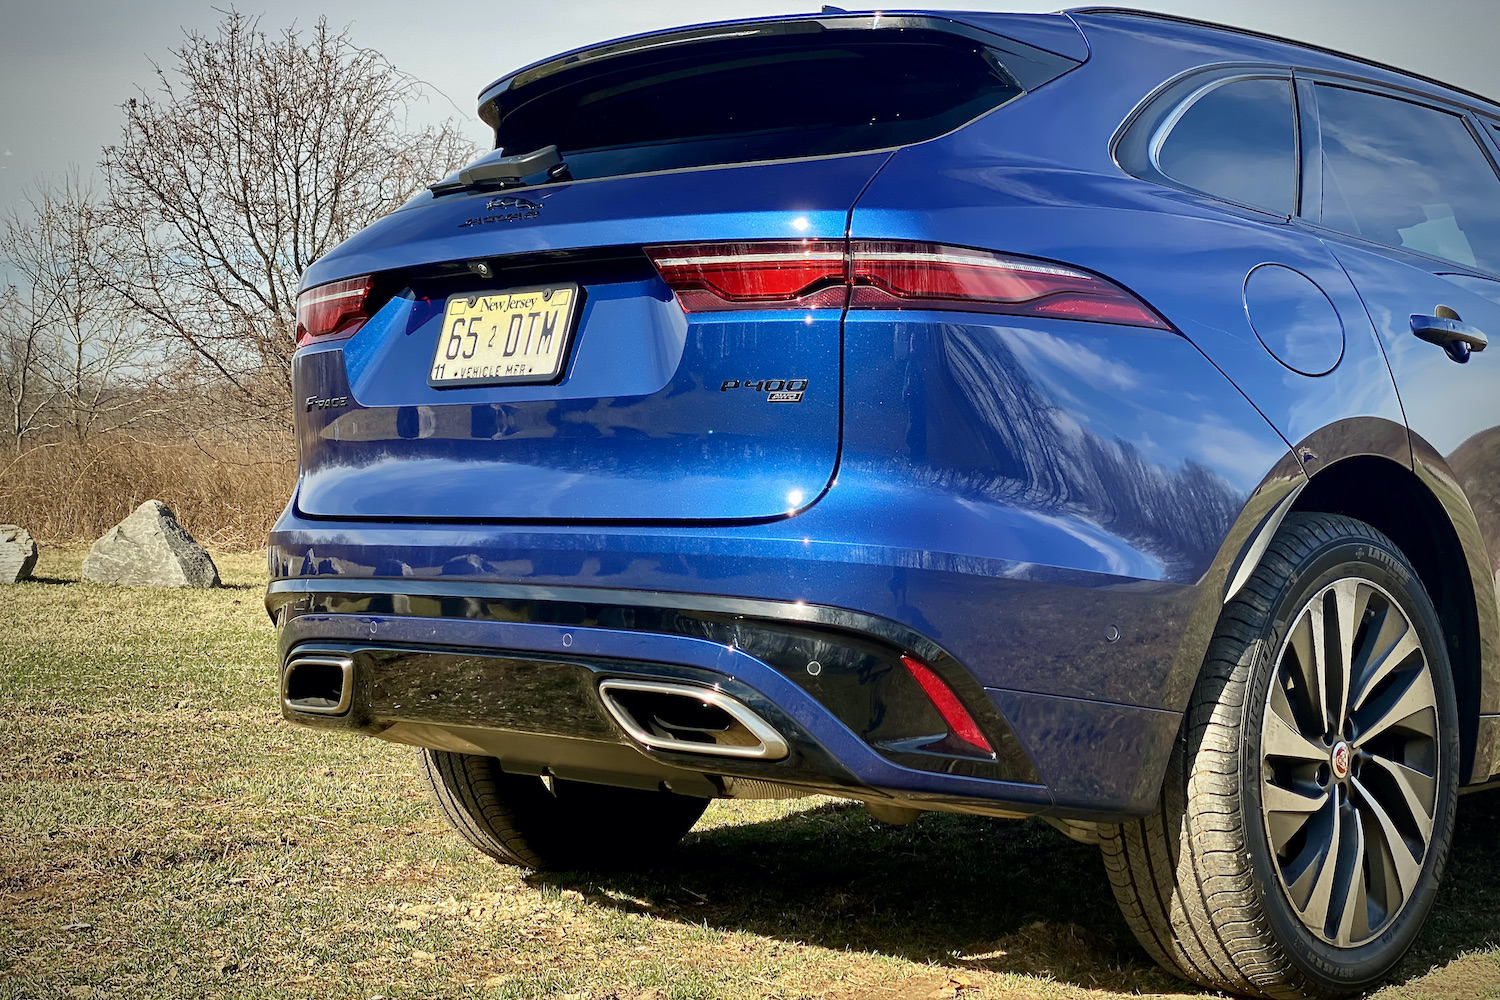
top-left (1, 0), bottom-right (1498, 217)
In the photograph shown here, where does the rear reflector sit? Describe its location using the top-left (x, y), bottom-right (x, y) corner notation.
top-left (645, 241), bottom-right (846, 311)
top-left (296, 275), bottom-right (374, 348)
top-left (900, 655), bottom-right (994, 754)
top-left (646, 239), bottom-right (1169, 329)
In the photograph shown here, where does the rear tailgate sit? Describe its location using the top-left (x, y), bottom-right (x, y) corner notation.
top-left (295, 157), bottom-right (876, 522)
top-left (292, 12), bottom-right (1081, 523)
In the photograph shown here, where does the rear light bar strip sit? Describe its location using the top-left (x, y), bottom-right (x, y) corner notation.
top-left (645, 240), bottom-right (1170, 330)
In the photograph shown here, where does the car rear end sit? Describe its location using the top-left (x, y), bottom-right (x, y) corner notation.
top-left (266, 10), bottom-right (1279, 824)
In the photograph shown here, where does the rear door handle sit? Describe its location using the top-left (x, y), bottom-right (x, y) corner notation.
top-left (1411, 306), bottom-right (1488, 363)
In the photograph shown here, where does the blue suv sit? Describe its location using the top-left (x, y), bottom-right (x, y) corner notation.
top-left (268, 9), bottom-right (1500, 996)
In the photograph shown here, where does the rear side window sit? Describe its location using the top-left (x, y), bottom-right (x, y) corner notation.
top-left (1315, 84), bottom-right (1500, 271)
top-left (483, 20), bottom-right (1079, 181)
top-left (1155, 78), bottom-right (1297, 216)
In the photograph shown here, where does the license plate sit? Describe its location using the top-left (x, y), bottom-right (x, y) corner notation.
top-left (428, 284), bottom-right (579, 387)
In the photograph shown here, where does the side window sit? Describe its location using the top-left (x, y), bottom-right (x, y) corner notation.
top-left (1315, 84), bottom-right (1500, 272)
top-left (1155, 77), bottom-right (1296, 216)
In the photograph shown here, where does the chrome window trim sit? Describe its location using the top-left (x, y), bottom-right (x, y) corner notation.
top-left (1111, 63), bottom-right (1297, 221)
top-left (1146, 72), bottom-right (1292, 179)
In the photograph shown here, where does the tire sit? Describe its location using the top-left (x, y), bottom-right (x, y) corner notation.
top-left (418, 749), bottom-right (710, 871)
top-left (1099, 512), bottom-right (1459, 999)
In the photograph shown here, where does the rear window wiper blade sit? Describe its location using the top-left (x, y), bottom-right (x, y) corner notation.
top-left (429, 144), bottom-right (570, 196)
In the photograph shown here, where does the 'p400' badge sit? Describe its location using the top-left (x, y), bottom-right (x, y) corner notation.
top-left (721, 378), bottom-right (807, 403)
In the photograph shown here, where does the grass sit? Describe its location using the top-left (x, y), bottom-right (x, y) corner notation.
top-left (2, 544), bottom-right (1499, 999)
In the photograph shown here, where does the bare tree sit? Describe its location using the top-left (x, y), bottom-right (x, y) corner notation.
top-left (0, 173), bottom-right (151, 449)
top-left (0, 281), bottom-right (54, 452)
top-left (102, 12), bottom-right (476, 423)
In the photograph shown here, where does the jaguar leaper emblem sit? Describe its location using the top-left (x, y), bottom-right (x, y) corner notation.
top-left (458, 196), bottom-right (542, 228)
top-left (1330, 741), bottom-right (1350, 780)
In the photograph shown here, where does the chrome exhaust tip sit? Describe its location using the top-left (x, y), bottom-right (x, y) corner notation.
top-left (282, 653), bottom-right (355, 715)
top-left (597, 678), bottom-right (789, 761)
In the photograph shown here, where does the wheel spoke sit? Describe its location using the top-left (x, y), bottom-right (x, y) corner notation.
top-left (1351, 775), bottom-right (1424, 900)
top-left (1355, 667), bottom-right (1437, 748)
top-left (1330, 579), bottom-right (1371, 731)
top-left (1263, 781), bottom-right (1330, 853)
top-left (1265, 682), bottom-right (1328, 762)
top-left (1363, 752), bottom-right (1437, 841)
top-left (1291, 795), bottom-right (1343, 929)
top-left (1288, 601), bottom-right (1330, 733)
top-left (1332, 804), bottom-right (1371, 946)
top-left (1352, 618), bottom-right (1421, 714)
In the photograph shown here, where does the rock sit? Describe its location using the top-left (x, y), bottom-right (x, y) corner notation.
top-left (0, 524), bottom-right (38, 582)
top-left (81, 501), bottom-right (220, 588)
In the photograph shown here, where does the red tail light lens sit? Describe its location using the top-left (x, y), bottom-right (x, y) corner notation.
top-left (645, 241), bottom-right (847, 311)
top-left (900, 655), bottom-right (994, 755)
top-left (646, 239), bottom-right (1169, 329)
top-left (850, 241), bottom-right (1170, 329)
top-left (296, 275), bottom-right (374, 348)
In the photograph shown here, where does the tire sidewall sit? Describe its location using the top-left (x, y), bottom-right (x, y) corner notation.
top-left (1238, 528), bottom-right (1459, 992)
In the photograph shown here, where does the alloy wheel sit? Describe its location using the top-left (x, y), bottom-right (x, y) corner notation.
top-left (1260, 577), bottom-right (1441, 947)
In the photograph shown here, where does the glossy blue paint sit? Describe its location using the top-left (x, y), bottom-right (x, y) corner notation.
top-left (296, 154), bottom-right (884, 522)
top-left (302, 153), bottom-right (885, 290)
top-left (296, 302), bottom-right (843, 521)
top-left (271, 8), bottom-right (1500, 815)
top-left (846, 17), bottom-right (1409, 461)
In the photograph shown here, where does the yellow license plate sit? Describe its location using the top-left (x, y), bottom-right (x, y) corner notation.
top-left (428, 284), bottom-right (579, 387)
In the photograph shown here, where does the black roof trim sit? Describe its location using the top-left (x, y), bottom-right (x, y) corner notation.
top-left (1067, 7), bottom-right (1498, 110)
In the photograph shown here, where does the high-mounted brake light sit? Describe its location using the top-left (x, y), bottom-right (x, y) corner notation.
top-left (645, 240), bottom-right (1170, 329)
top-left (296, 275), bottom-right (375, 348)
top-left (900, 655), bottom-right (994, 755)
top-left (645, 241), bottom-right (847, 311)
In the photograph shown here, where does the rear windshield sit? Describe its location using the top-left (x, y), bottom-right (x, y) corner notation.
top-left (485, 21), bottom-right (1077, 180)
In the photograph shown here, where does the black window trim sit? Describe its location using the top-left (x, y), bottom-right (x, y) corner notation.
top-left (1288, 70), bottom-right (1500, 282)
top-left (1112, 63), bottom-right (1300, 221)
top-left (1075, 7), bottom-right (1500, 116)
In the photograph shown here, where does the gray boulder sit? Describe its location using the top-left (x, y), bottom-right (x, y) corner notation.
top-left (81, 501), bottom-right (220, 588)
top-left (0, 524), bottom-right (38, 583)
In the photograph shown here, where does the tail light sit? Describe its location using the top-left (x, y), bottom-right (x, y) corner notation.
top-left (849, 241), bottom-right (1170, 329)
top-left (901, 655), bottom-right (994, 755)
top-left (646, 239), bottom-right (1169, 330)
top-left (295, 275), bottom-right (374, 348)
top-left (645, 241), bottom-right (847, 311)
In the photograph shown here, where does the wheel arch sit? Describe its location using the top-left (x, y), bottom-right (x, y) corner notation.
top-left (1291, 453), bottom-right (1489, 784)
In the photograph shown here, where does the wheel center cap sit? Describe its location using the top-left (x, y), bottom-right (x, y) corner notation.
top-left (1331, 741), bottom-right (1351, 780)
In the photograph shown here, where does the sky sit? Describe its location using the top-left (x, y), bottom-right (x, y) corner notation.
top-left (1, 0), bottom-right (1499, 221)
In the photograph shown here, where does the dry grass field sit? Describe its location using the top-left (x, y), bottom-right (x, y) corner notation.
top-left (3, 545), bottom-right (1499, 999)
top-left (0, 440), bottom-right (293, 552)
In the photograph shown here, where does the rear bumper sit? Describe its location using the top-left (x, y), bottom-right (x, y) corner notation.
top-left (268, 577), bottom-right (1183, 821)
